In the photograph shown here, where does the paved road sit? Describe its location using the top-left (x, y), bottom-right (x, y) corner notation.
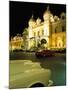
top-left (10, 51), bottom-right (66, 86)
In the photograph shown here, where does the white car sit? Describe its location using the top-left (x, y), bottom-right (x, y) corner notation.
top-left (9, 60), bottom-right (53, 89)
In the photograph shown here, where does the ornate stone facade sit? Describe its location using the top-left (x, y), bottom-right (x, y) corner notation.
top-left (25, 6), bottom-right (66, 50)
top-left (10, 34), bottom-right (23, 51)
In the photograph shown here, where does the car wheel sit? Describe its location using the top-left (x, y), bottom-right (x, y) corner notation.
top-left (30, 83), bottom-right (44, 88)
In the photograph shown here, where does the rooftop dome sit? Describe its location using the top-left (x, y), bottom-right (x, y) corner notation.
top-left (29, 14), bottom-right (35, 22)
top-left (36, 17), bottom-right (41, 25)
top-left (43, 6), bottom-right (53, 21)
top-left (60, 12), bottom-right (66, 19)
top-left (28, 15), bottom-right (36, 27)
top-left (54, 16), bottom-right (59, 21)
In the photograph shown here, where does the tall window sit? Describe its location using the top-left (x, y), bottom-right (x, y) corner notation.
top-left (55, 28), bottom-right (57, 33)
top-left (34, 32), bottom-right (36, 37)
top-left (62, 26), bottom-right (65, 32)
top-left (62, 36), bottom-right (65, 47)
top-left (42, 30), bottom-right (44, 35)
top-left (38, 31), bottom-right (40, 36)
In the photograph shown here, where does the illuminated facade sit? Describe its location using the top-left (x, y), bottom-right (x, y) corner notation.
top-left (25, 6), bottom-right (66, 50)
top-left (10, 34), bottom-right (23, 51)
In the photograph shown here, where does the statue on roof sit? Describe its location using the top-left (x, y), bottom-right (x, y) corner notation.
top-left (29, 14), bottom-right (35, 22)
top-left (47, 5), bottom-right (50, 11)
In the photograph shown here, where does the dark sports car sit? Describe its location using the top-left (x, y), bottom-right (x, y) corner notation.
top-left (35, 50), bottom-right (55, 57)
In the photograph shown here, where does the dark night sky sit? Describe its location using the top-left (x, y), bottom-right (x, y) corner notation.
top-left (9, 1), bottom-right (66, 38)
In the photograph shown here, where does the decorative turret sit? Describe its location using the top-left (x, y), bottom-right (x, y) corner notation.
top-left (54, 15), bottom-right (59, 21)
top-left (36, 17), bottom-right (41, 25)
top-left (60, 12), bottom-right (66, 20)
top-left (28, 14), bottom-right (36, 28)
top-left (43, 6), bottom-right (53, 22)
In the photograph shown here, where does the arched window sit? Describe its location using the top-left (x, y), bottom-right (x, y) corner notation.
top-left (60, 12), bottom-right (66, 20)
top-left (62, 16), bottom-right (65, 19)
top-left (34, 32), bottom-right (36, 37)
top-left (62, 26), bottom-right (65, 32)
top-left (38, 31), bottom-right (40, 36)
top-left (55, 28), bottom-right (57, 33)
top-left (42, 30), bottom-right (44, 35)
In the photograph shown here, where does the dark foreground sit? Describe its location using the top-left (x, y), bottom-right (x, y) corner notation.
top-left (10, 51), bottom-right (66, 86)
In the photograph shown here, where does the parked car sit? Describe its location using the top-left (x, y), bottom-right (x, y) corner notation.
top-left (9, 60), bottom-right (53, 88)
top-left (35, 49), bottom-right (55, 57)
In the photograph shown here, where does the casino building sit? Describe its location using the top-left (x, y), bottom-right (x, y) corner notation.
top-left (24, 6), bottom-right (66, 50)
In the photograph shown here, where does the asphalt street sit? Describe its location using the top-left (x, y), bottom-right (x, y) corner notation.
top-left (10, 51), bottom-right (66, 86)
